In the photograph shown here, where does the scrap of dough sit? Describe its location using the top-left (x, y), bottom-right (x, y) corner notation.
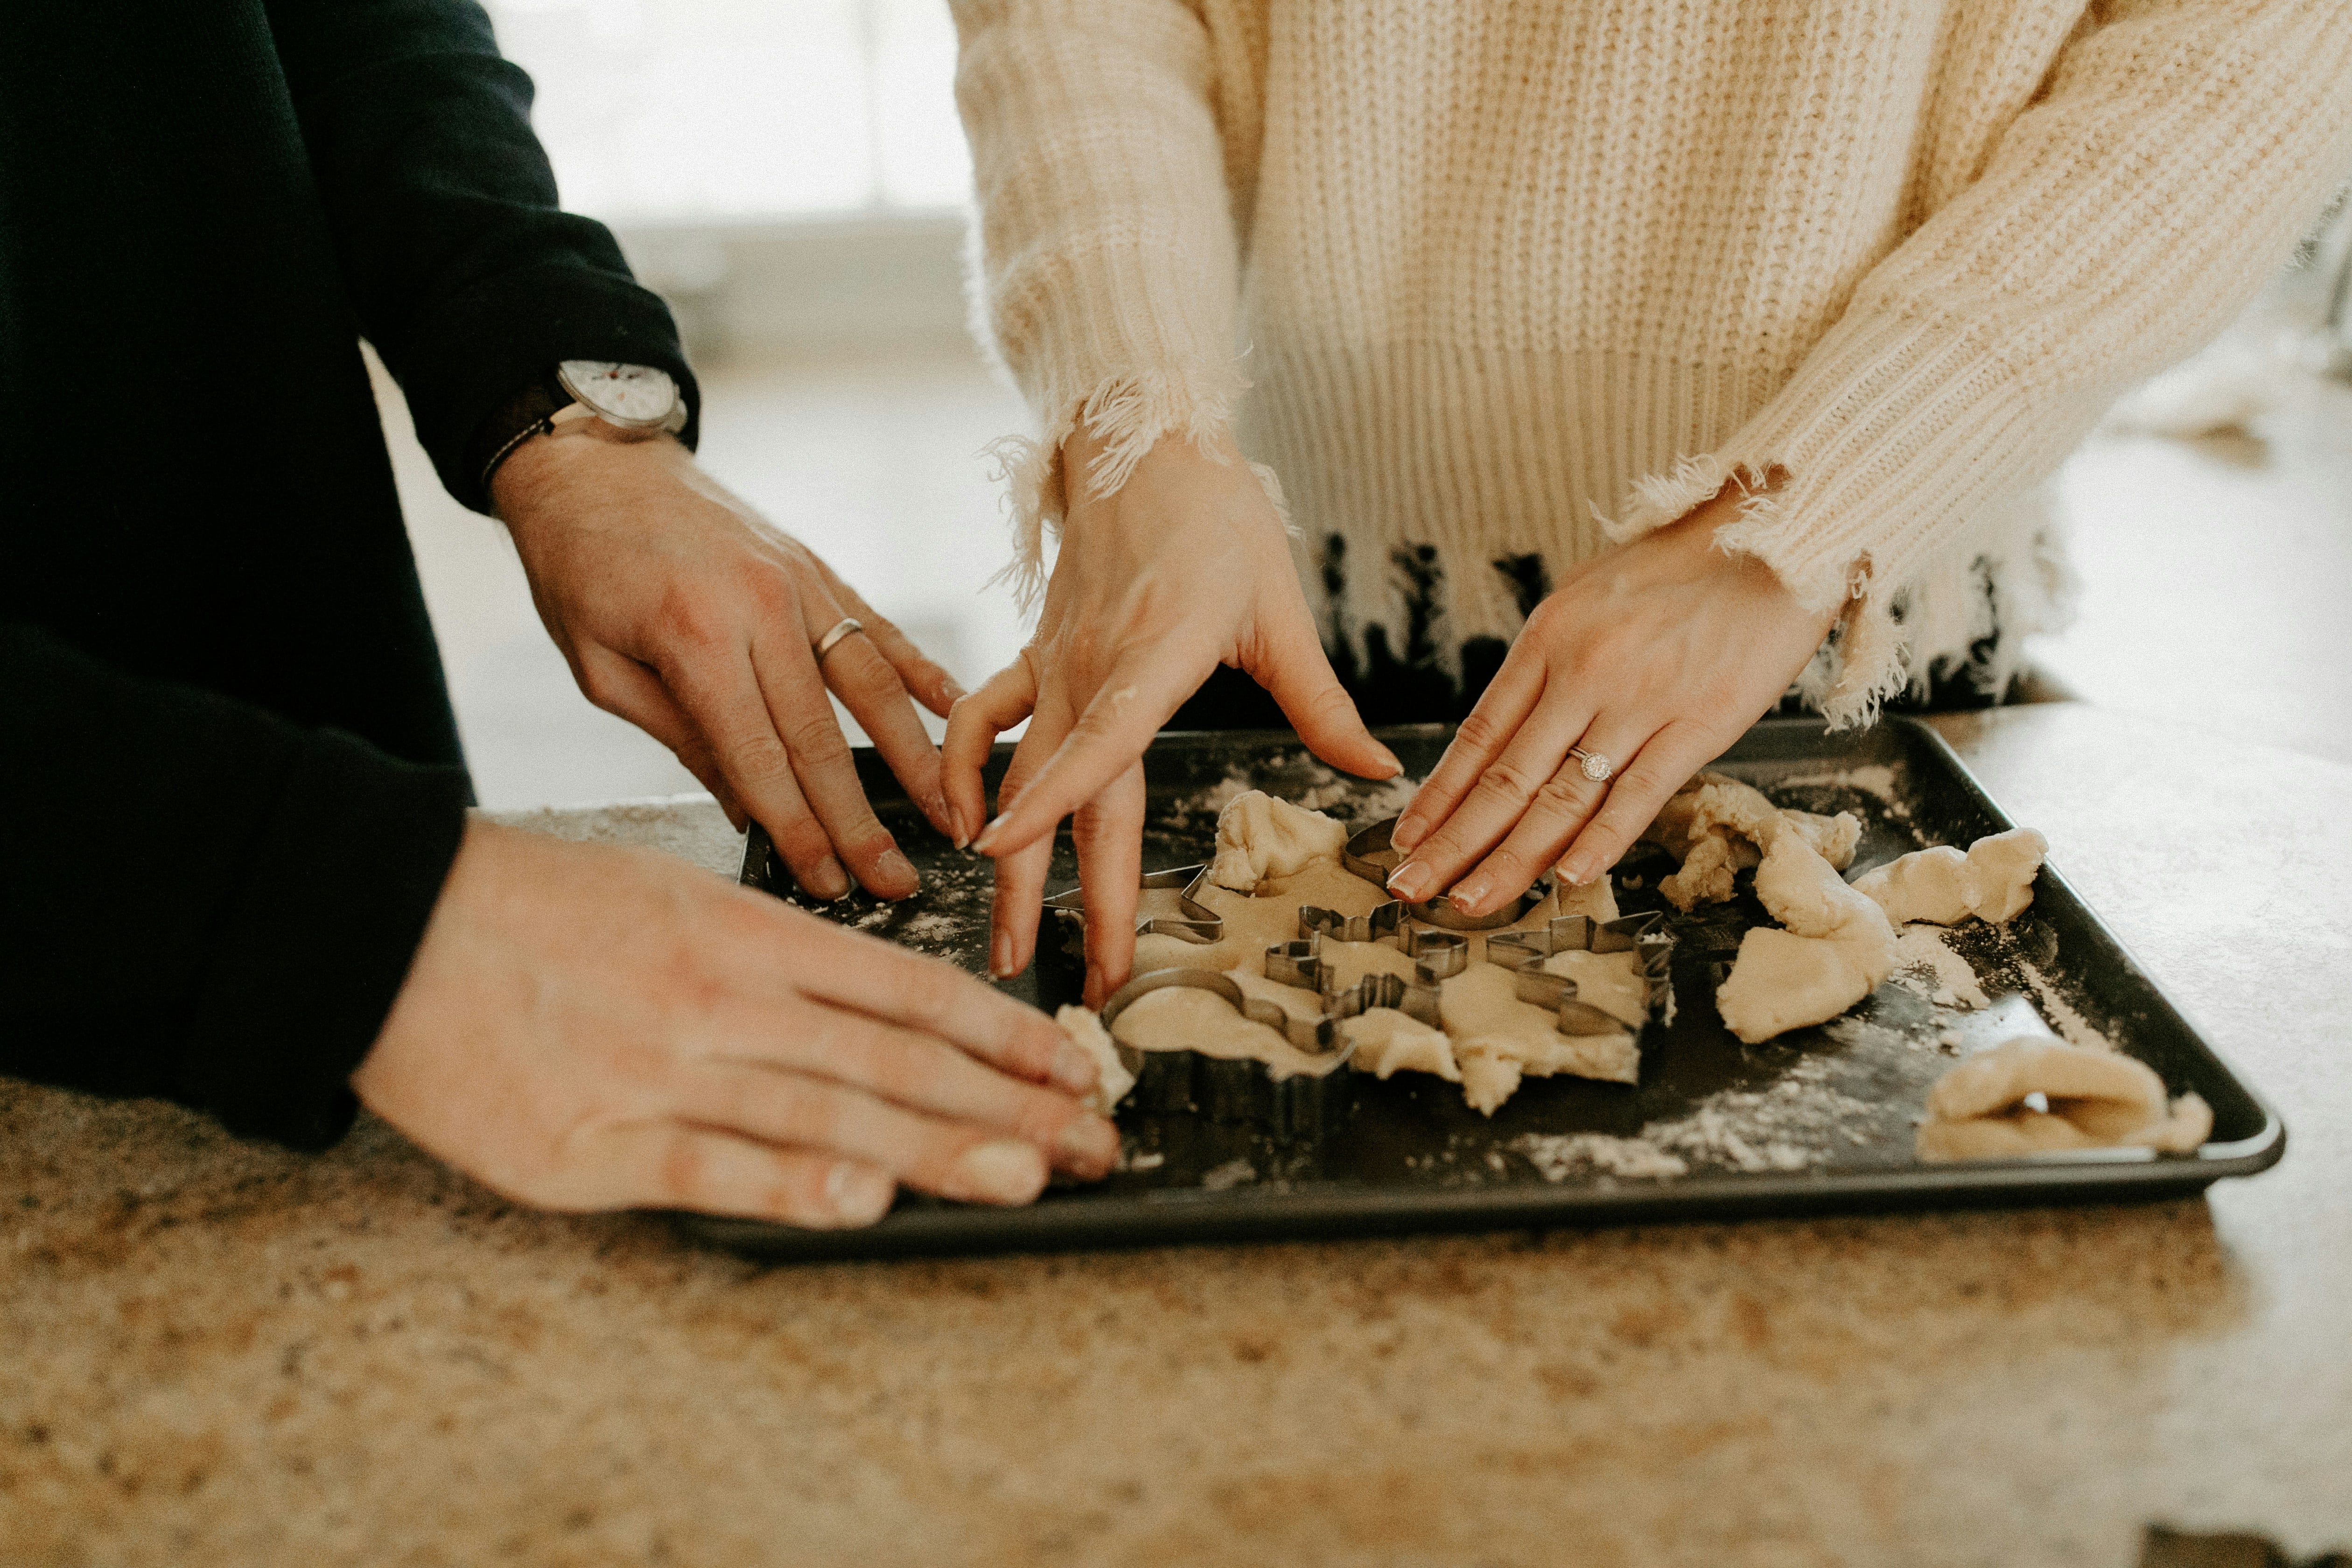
top-left (1782, 809), bottom-right (1862, 871)
top-left (1649, 772), bottom-right (1863, 910)
top-left (1055, 1005), bottom-right (1134, 1115)
top-left (1915, 1036), bottom-right (2212, 1160)
top-left (1345, 1009), bottom-right (1461, 1081)
top-left (1854, 826), bottom-right (2048, 926)
top-left (1714, 831), bottom-right (1897, 1043)
top-left (1208, 790), bottom-right (1350, 892)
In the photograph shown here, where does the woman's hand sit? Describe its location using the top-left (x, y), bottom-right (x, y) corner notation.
top-left (495, 430), bottom-right (961, 903)
top-left (1386, 483), bottom-right (1840, 918)
top-left (943, 428), bottom-right (1399, 1007)
top-left (354, 820), bottom-right (1118, 1227)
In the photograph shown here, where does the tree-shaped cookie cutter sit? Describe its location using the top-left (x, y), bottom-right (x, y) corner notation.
top-left (1485, 911), bottom-right (1677, 1036)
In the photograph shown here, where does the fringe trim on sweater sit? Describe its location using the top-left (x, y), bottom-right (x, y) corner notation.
top-left (985, 368), bottom-right (1281, 610)
top-left (1604, 452), bottom-right (2075, 728)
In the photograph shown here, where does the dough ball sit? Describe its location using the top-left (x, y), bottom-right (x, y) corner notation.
top-left (1055, 1005), bottom-right (1134, 1114)
top-left (1208, 790), bottom-right (1350, 891)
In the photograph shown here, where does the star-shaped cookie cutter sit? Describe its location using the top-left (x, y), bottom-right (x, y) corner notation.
top-left (1486, 910), bottom-right (1677, 1037)
top-left (1041, 863), bottom-right (1225, 944)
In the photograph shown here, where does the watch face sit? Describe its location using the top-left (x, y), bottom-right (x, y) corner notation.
top-left (558, 360), bottom-right (678, 427)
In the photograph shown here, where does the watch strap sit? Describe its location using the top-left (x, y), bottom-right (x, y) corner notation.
top-left (469, 368), bottom-right (575, 503)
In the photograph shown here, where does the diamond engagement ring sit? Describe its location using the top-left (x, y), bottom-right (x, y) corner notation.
top-left (1568, 746), bottom-right (1613, 783)
top-left (813, 617), bottom-right (864, 662)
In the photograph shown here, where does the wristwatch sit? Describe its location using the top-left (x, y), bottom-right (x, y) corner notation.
top-left (475, 360), bottom-right (690, 497)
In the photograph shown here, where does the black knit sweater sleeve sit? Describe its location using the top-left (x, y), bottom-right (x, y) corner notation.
top-left (263, 0), bottom-right (700, 512)
top-left (0, 623), bottom-right (471, 1150)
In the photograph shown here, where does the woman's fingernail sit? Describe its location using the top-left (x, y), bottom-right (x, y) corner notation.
top-left (946, 804), bottom-right (971, 850)
top-left (1050, 1040), bottom-right (1100, 1094)
top-left (1558, 853), bottom-right (1597, 886)
top-left (1055, 1116), bottom-right (1120, 1171)
top-left (970, 818), bottom-right (1005, 856)
top-left (875, 847), bottom-right (917, 890)
top-left (991, 931), bottom-right (1018, 978)
top-left (1372, 743), bottom-right (1403, 778)
top-left (824, 1162), bottom-right (895, 1226)
top-left (1391, 813), bottom-right (1428, 851)
top-left (1387, 860), bottom-right (1432, 901)
top-left (950, 1140), bottom-right (1047, 1204)
top-left (1451, 873), bottom-right (1491, 913)
top-left (804, 855), bottom-right (851, 900)
top-left (943, 678), bottom-right (970, 705)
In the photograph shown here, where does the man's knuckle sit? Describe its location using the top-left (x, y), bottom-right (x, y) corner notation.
top-left (783, 715), bottom-right (852, 768)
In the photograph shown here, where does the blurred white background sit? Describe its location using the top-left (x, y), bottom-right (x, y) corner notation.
top-left (489, 0), bottom-right (971, 222)
top-left (380, 2), bottom-right (2352, 812)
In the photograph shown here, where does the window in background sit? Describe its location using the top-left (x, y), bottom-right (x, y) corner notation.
top-left (483, 0), bottom-right (972, 225)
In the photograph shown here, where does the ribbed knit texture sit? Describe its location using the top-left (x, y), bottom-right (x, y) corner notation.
top-left (952, 0), bottom-right (2352, 722)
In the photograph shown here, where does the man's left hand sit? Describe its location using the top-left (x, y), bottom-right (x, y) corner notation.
top-left (492, 429), bottom-right (962, 901)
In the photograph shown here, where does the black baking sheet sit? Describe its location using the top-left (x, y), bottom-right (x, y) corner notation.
top-left (682, 718), bottom-right (2282, 1261)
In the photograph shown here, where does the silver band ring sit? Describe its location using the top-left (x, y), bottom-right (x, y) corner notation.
top-left (1568, 746), bottom-right (1613, 784)
top-left (813, 617), bottom-right (864, 663)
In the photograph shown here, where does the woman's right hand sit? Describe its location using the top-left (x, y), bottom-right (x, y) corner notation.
top-left (943, 427), bottom-right (1400, 1008)
top-left (353, 819), bottom-right (1119, 1228)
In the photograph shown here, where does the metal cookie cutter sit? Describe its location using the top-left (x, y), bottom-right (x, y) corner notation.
top-left (1269, 904), bottom-right (1470, 1032)
top-left (1485, 911), bottom-right (1678, 1036)
top-left (1042, 864), bottom-right (1222, 944)
top-left (1099, 968), bottom-right (1357, 1141)
top-left (1341, 818), bottom-right (1549, 931)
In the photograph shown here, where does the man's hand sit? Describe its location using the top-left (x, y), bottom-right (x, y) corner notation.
top-left (943, 427), bottom-right (1399, 1007)
top-left (1385, 483), bottom-right (1840, 918)
top-left (354, 820), bottom-right (1118, 1226)
top-left (493, 429), bottom-right (961, 902)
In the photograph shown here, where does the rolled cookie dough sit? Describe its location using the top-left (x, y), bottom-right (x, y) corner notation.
top-left (1915, 1036), bottom-right (2212, 1161)
top-left (1121, 789), bottom-right (1640, 1113)
top-left (1854, 826), bottom-right (2048, 926)
top-left (1713, 830), bottom-right (1897, 1043)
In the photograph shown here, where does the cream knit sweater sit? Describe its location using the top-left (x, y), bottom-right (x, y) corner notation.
top-left (950, 0), bottom-right (2352, 722)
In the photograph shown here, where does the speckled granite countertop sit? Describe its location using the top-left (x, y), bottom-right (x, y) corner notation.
top-left (5, 704), bottom-right (2347, 1568)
